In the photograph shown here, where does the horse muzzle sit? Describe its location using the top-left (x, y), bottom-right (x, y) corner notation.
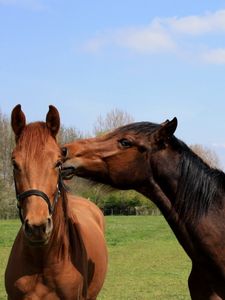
top-left (61, 166), bottom-right (77, 180)
top-left (23, 217), bottom-right (53, 246)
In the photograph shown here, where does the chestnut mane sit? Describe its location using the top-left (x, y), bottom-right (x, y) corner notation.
top-left (17, 122), bottom-right (55, 159)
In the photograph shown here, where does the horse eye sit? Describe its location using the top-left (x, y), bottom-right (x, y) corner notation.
top-left (12, 159), bottom-right (20, 170)
top-left (61, 147), bottom-right (68, 157)
top-left (119, 139), bottom-right (133, 148)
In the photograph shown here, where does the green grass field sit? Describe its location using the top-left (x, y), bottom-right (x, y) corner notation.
top-left (0, 216), bottom-right (191, 299)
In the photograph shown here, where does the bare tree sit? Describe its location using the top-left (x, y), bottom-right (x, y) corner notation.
top-left (0, 110), bottom-right (14, 183)
top-left (0, 109), bottom-right (17, 218)
top-left (58, 125), bottom-right (83, 145)
top-left (190, 144), bottom-right (220, 169)
top-left (93, 108), bottom-right (134, 136)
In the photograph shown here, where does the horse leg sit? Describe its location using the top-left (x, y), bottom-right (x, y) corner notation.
top-left (188, 265), bottom-right (222, 300)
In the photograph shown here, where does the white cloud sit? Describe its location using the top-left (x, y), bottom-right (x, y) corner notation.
top-left (83, 39), bottom-right (102, 53)
top-left (167, 10), bottom-right (225, 35)
top-left (0, 0), bottom-right (46, 10)
top-left (212, 143), bottom-right (225, 149)
top-left (83, 26), bottom-right (176, 54)
top-left (201, 48), bottom-right (225, 64)
top-left (82, 9), bottom-right (225, 65)
top-left (114, 27), bottom-right (176, 53)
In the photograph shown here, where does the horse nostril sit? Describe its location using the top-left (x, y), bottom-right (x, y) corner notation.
top-left (45, 217), bottom-right (53, 234)
top-left (41, 224), bottom-right (46, 234)
top-left (23, 217), bottom-right (53, 242)
top-left (61, 147), bottom-right (68, 158)
top-left (24, 220), bottom-right (33, 237)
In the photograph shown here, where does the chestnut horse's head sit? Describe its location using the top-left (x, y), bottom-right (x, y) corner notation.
top-left (11, 104), bottom-right (62, 246)
top-left (62, 118), bottom-right (178, 189)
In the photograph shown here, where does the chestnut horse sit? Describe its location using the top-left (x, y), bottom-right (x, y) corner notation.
top-left (5, 105), bottom-right (107, 300)
top-left (62, 118), bottom-right (225, 300)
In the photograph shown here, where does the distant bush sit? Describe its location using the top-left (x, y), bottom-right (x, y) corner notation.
top-left (0, 179), bottom-right (17, 219)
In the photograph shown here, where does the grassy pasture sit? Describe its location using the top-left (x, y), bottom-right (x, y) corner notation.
top-left (0, 216), bottom-right (191, 299)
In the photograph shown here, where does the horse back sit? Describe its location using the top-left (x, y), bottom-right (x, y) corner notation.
top-left (68, 194), bottom-right (106, 232)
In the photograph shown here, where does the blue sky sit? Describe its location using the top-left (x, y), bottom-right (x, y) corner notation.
top-left (1, 1), bottom-right (225, 167)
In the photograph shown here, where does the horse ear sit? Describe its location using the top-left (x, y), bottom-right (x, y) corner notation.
top-left (11, 104), bottom-right (26, 141)
top-left (46, 105), bottom-right (60, 137)
top-left (154, 117), bottom-right (178, 143)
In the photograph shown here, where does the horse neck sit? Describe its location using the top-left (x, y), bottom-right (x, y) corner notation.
top-left (138, 148), bottom-right (197, 257)
top-left (48, 192), bottom-right (88, 269)
top-left (49, 193), bottom-right (70, 259)
top-left (143, 148), bottom-right (180, 213)
top-left (138, 146), bottom-right (225, 259)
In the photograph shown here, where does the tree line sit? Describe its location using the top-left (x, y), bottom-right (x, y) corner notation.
top-left (0, 108), bottom-right (220, 218)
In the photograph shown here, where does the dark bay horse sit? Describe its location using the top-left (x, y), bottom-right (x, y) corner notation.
top-left (62, 118), bottom-right (225, 300)
top-left (5, 105), bottom-right (108, 300)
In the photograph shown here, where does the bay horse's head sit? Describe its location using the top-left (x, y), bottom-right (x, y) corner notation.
top-left (62, 118), bottom-right (178, 189)
top-left (11, 104), bottom-right (62, 246)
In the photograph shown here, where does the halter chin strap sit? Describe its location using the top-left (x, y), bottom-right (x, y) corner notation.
top-left (14, 167), bottom-right (62, 223)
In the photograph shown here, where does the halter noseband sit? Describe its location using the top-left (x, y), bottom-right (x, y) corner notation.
top-left (14, 167), bottom-right (63, 223)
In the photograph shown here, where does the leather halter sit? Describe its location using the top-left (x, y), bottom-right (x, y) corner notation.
top-left (14, 167), bottom-right (63, 223)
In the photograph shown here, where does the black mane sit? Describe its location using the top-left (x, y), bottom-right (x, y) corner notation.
top-left (174, 139), bottom-right (225, 222)
top-left (112, 121), bottom-right (160, 136)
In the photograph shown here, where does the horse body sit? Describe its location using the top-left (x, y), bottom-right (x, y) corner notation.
top-left (5, 105), bottom-right (107, 300)
top-left (62, 118), bottom-right (225, 299)
top-left (6, 231), bottom-right (83, 300)
top-left (6, 195), bottom-right (107, 300)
